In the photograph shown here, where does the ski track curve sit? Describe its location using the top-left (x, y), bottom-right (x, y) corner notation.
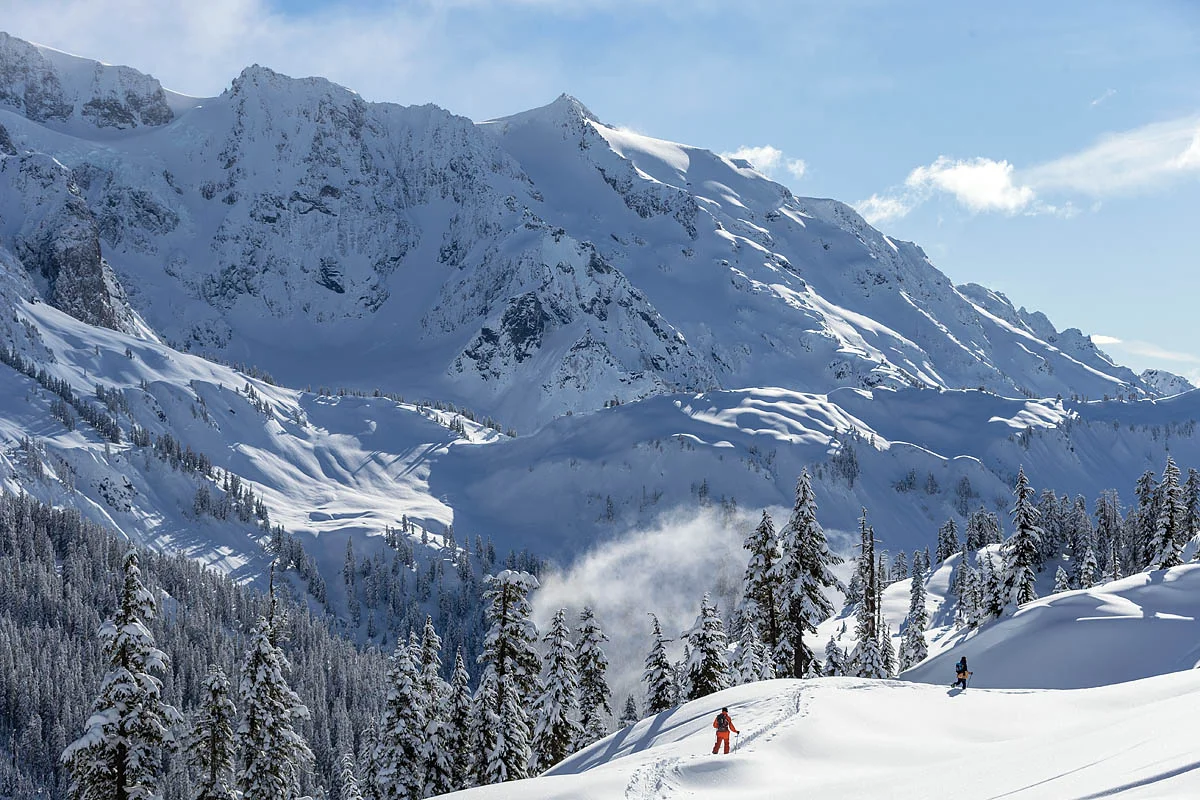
top-left (623, 686), bottom-right (810, 799)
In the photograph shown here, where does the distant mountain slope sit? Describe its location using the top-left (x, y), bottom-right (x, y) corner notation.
top-left (0, 33), bottom-right (1158, 432)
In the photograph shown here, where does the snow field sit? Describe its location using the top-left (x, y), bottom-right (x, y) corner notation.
top-left (446, 672), bottom-right (1200, 799)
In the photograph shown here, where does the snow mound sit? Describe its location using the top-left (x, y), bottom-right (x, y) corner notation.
top-left (450, 673), bottom-right (1200, 799)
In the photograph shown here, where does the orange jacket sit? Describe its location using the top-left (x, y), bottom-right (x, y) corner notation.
top-left (713, 713), bottom-right (738, 734)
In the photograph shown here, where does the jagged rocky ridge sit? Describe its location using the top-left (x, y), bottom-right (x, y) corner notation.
top-left (0, 33), bottom-right (1159, 431)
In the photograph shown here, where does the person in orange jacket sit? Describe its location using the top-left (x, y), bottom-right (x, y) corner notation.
top-left (711, 707), bottom-right (739, 754)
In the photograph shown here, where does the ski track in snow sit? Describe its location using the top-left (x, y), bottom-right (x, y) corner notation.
top-left (623, 686), bottom-right (807, 799)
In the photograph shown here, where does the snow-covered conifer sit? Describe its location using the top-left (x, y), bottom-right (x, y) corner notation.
top-left (935, 519), bottom-right (960, 563)
top-left (63, 550), bottom-right (183, 800)
top-left (1151, 457), bottom-right (1186, 569)
top-left (235, 615), bottom-right (313, 800)
top-left (823, 637), bottom-right (846, 677)
top-left (1003, 468), bottom-right (1042, 608)
top-left (531, 609), bottom-right (580, 772)
top-left (683, 594), bottom-right (730, 700)
top-left (740, 510), bottom-right (783, 665)
top-left (444, 650), bottom-right (475, 792)
top-left (734, 622), bottom-right (774, 684)
top-left (1094, 489), bottom-right (1124, 581)
top-left (618, 696), bottom-right (640, 729)
top-left (339, 753), bottom-right (364, 800)
top-left (642, 615), bottom-right (677, 714)
top-left (880, 624), bottom-right (896, 678)
top-left (899, 562), bottom-right (928, 670)
top-left (1053, 565), bottom-right (1070, 594)
top-left (358, 724), bottom-right (383, 800)
top-left (576, 607), bottom-right (612, 747)
top-left (187, 666), bottom-right (237, 800)
top-left (377, 640), bottom-right (424, 800)
top-left (416, 617), bottom-right (452, 798)
top-left (892, 551), bottom-right (908, 581)
top-left (1133, 469), bottom-right (1159, 570)
top-left (775, 471), bottom-right (843, 678)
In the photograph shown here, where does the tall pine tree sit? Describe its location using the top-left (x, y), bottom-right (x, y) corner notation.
top-left (186, 666), bottom-right (237, 800)
top-left (1003, 468), bottom-right (1042, 608)
top-left (63, 550), bottom-right (182, 800)
top-left (531, 609), bottom-right (580, 772)
top-left (576, 607), bottom-right (612, 747)
top-left (642, 614), bottom-right (677, 715)
top-left (739, 511), bottom-right (783, 668)
top-left (1151, 456), bottom-right (1186, 569)
top-left (377, 640), bottom-right (424, 800)
top-left (899, 562), bottom-right (928, 670)
top-left (684, 594), bottom-right (730, 701)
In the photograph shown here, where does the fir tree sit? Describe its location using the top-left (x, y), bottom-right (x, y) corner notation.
top-left (1003, 468), bottom-right (1042, 608)
top-left (899, 562), bottom-right (928, 670)
top-left (358, 724), bottom-right (383, 800)
top-left (822, 637), bottom-right (846, 677)
top-left (734, 622), bottom-right (774, 684)
top-left (377, 640), bottom-right (424, 800)
top-left (476, 571), bottom-right (540, 784)
top-left (1151, 457), bottom-right (1186, 569)
top-left (684, 594), bottom-right (731, 700)
top-left (1053, 565), bottom-right (1070, 594)
top-left (1133, 469), bottom-right (1160, 570)
top-left (416, 617), bottom-right (452, 798)
top-left (892, 551), bottom-right (909, 581)
top-left (235, 615), bottom-right (313, 800)
top-left (576, 607), bottom-right (612, 747)
top-left (776, 471), bottom-right (843, 678)
top-left (642, 615), bottom-right (677, 715)
top-left (1077, 547), bottom-right (1098, 589)
top-left (879, 624), bottom-right (896, 678)
top-left (935, 519), bottom-right (960, 563)
top-left (1094, 489), bottom-right (1124, 581)
top-left (444, 650), bottom-right (475, 792)
top-left (740, 510), bottom-right (783, 666)
top-left (186, 666), bottom-right (237, 800)
top-left (531, 610), bottom-right (580, 772)
top-left (339, 753), bottom-right (364, 800)
top-left (1185, 468), bottom-right (1200, 551)
top-left (618, 696), bottom-right (640, 729)
top-left (63, 550), bottom-right (183, 800)
top-left (980, 555), bottom-right (1006, 619)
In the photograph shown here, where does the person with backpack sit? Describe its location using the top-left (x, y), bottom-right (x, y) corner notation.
top-left (952, 656), bottom-right (971, 689)
top-left (711, 707), bottom-right (739, 754)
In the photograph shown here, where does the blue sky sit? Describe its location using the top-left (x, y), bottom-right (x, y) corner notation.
top-left (7, 0), bottom-right (1200, 380)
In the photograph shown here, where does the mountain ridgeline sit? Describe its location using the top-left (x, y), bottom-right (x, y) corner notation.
top-left (0, 32), bottom-right (1180, 434)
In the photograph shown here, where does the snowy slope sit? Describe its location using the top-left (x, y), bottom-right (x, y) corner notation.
top-left (0, 34), bottom-right (1162, 433)
top-left (449, 673), bottom-right (1200, 799)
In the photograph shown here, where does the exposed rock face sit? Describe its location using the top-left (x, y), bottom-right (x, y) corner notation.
top-left (0, 32), bottom-right (173, 129)
top-left (1140, 369), bottom-right (1194, 397)
top-left (0, 153), bottom-right (135, 331)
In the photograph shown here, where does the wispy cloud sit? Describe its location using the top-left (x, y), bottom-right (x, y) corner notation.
top-left (857, 115), bottom-right (1200, 224)
top-left (1110, 340), bottom-right (1200, 364)
top-left (721, 145), bottom-right (807, 183)
top-left (1090, 88), bottom-right (1117, 107)
top-left (1090, 334), bottom-right (1122, 346)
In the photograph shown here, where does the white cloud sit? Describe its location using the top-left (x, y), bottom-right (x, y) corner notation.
top-left (1090, 88), bottom-right (1117, 107)
top-left (1090, 334), bottom-right (1122, 346)
top-left (906, 157), bottom-right (1035, 214)
top-left (1110, 340), bottom-right (1200, 364)
top-left (855, 192), bottom-right (915, 225)
top-left (1023, 116), bottom-right (1200, 196)
top-left (721, 145), bottom-right (807, 183)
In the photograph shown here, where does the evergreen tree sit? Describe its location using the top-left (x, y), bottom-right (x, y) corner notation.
top-left (892, 551), bottom-right (909, 581)
top-left (899, 562), bottom-right (928, 670)
top-left (1077, 546), bottom-right (1098, 589)
top-left (734, 622), bottom-right (774, 684)
top-left (1185, 468), bottom-right (1200, 552)
top-left (618, 696), bottom-right (640, 729)
top-left (642, 615), bottom-right (677, 715)
top-left (63, 550), bottom-right (183, 800)
top-left (912, 548), bottom-right (928, 578)
top-left (966, 508), bottom-right (1002, 551)
top-left (879, 624), bottom-right (896, 678)
top-left (235, 615), bottom-right (313, 800)
top-left (338, 753), bottom-right (364, 800)
top-left (444, 650), bottom-right (475, 792)
top-left (358, 724), bottom-right (383, 800)
top-left (776, 471), bottom-right (843, 678)
top-left (1053, 565), bottom-right (1070, 594)
top-left (822, 637), bottom-right (846, 677)
top-left (739, 510), bottom-right (783, 667)
top-left (187, 666), bottom-right (237, 800)
top-left (1133, 469), bottom-right (1160, 570)
top-left (1003, 468), bottom-right (1042, 608)
top-left (416, 617), bottom-right (452, 799)
top-left (980, 555), bottom-right (1006, 619)
top-left (849, 510), bottom-right (885, 678)
top-left (684, 594), bottom-right (731, 700)
top-left (954, 560), bottom-right (979, 628)
top-left (1094, 489), bottom-right (1124, 581)
top-left (576, 607), bottom-right (612, 747)
top-left (377, 640), bottom-right (424, 800)
top-left (531, 610), bottom-right (580, 772)
top-left (935, 519), bottom-right (960, 563)
top-left (1151, 457), bottom-right (1186, 569)
top-left (475, 571), bottom-right (540, 785)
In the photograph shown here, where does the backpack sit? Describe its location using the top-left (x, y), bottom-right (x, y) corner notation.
top-left (716, 713), bottom-right (729, 732)
top-left (955, 660), bottom-right (966, 674)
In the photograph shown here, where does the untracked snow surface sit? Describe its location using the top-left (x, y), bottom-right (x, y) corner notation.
top-left (449, 673), bottom-right (1200, 799)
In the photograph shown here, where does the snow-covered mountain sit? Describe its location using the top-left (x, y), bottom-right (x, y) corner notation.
top-left (0, 33), bottom-right (1160, 434)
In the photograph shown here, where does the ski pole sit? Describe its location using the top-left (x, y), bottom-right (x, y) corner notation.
top-left (735, 732), bottom-right (740, 752)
